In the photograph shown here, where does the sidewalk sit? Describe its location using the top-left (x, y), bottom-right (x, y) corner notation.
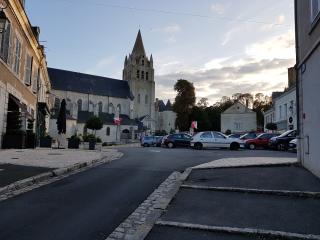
top-left (127, 157), bottom-right (320, 240)
top-left (0, 148), bottom-right (123, 200)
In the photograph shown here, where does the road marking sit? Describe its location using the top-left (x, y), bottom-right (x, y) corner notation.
top-left (149, 150), bottom-right (161, 153)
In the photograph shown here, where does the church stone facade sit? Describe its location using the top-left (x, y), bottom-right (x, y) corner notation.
top-left (48, 30), bottom-right (175, 143)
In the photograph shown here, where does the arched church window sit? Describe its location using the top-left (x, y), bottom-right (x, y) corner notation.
top-left (146, 72), bottom-right (149, 80)
top-left (136, 70), bottom-right (140, 79)
top-left (98, 102), bottom-right (103, 113)
top-left (141, 71), bottom-right (145, 80)
top-left (117, 104), bottom-right (121, 114)
top-left (142, 59), bottom-right (144, 66)
top-left (106, 127), bottom-right (110, 136)
top-left (145, 94), bottom-right (148, 104)
top-left (109, 103), bottom-right (114, 114)
top-left (138, 94), bottom-right (141, 103)
top-left (77, 99), bottom-right (82, 112)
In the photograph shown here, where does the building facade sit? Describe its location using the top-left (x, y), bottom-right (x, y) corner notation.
top-left (295, 0), bottom-right (320, 177)
top-left (48, 31), bottom-right (175, 143)
top-left (221, 102), bottom-right (257, 134)
top-left (155, 99), bottom-right (176, 134)
top-left (0, 0), bottom-right (51, 148)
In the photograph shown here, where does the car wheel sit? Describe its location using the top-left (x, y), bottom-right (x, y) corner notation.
top-left (230, 142), bottom-right (240, 151)
top-left (194, 142), bottom-right (203, 150)
top-left (168, 142), bottom-right (174, 149)
top-left (277, 143), bottom-right (285, 151)
top-left (249, 143), bottom-right (256, 150)
top-left (143, 143), bottom-right (149, 147)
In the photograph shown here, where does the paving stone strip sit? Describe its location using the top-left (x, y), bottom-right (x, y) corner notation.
top-left (181, 184), bottom-right (320, 198)
top-left (155, 221), bottom-right (320, 240)
top-left (106, 171), bottom-right (183, 240)
top-left (0, 151), bottom-right (123, 202)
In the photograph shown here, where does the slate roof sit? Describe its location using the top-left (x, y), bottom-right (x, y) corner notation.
top-left (77, 111), bottom-right (138, 126)
top-left (158, 100), bottom-right (173, 112)
top-left (132, 30), bottom-right (146, 56)
top-left (48, 68), bottom-right (134, 100)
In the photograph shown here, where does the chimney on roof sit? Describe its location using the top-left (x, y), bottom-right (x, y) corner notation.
top-left (32, 26), bottom-right (40, 41)
top-left (288, 67), bottom-right (297, 88)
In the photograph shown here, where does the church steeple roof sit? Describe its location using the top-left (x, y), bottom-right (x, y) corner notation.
top-left (132, 30), bottom-right (146, 56)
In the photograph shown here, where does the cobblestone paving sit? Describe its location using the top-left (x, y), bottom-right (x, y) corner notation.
top-left (0, 148), bottom-right (118, 168)
top-left (106, 172), bottom-right (182, 240)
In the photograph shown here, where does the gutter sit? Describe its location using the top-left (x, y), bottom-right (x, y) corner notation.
top-left (294, 0), bottom-right (302, 163)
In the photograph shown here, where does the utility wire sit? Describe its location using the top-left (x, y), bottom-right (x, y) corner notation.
top-left (54, 0), bottom-right (292, 28)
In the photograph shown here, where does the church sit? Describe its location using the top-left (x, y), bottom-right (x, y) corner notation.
top-left (48, 30), bottom-right (176, 143)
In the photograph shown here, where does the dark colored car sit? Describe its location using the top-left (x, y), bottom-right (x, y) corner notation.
top-left (228, 133), bottom-right (242, 139)
top-left (154, 136), bottom-right (163, 147)
top-left (164, 133), bottom-right (192, 148)
top-left (245, 133), bottom-right (280, 150)
top-left (240, 132), bottom-right (259, 140)
top-left (269, 130), bottom-right (297, 151)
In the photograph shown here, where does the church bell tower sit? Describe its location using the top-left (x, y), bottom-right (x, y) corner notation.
top-left (123, 30), bottom-right (155, 131)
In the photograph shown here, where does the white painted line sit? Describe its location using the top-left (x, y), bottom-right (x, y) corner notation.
top-left (149, 150), bottom-right (161, 153)
top-left (156, 221), bottom-right (320, 240)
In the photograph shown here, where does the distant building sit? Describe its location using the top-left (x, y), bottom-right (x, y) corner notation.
top-left (0, 0), bottom-right (51, 148)
top-left (221, 102), bottom-right (257, 134)
top-left (155, 99), bottom-right (176, 134)
top-left (295, 0), bottom-right (320, 177)
top-left (264, 68), bottom-right (297, 132)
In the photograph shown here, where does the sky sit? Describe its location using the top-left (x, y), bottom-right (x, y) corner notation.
top-left (26, 0), bottom-right (295, 105)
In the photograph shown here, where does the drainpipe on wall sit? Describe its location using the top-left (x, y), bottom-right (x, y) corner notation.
top-left (294, 0), bottom-right (302, 164)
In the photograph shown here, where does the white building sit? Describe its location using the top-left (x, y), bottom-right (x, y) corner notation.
top-left (264, 87), bottom-right (297, 132)
top-left (48, 30), bottom-right (176, 143)
top-left (155, 99), bottom-right (176, 134)
top-left (221, 102), bottom-right (257, 134)
top-left (295, 0), bottom-right (320, 177)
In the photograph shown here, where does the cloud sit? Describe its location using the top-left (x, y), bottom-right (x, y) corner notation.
top-left (85, 56), bottom-right (115, 76)
top-left (155, 31), bottom-right (295, 104)
top-left (211, 3), bottom-right (228, 15)
top-left (151, 23), bottom-right (181, 44)
top-left (246, 30), bottom-right (295, 60)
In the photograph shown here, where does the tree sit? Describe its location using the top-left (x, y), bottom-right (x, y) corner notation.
top-left (197, 98), bottom-right (209, 108)
top-left (190, 106), bottom-right (211, 131)
top-left (252, 93), bottom-right (272, 129)
top-left (85, 116), bottom-right (103, 136)
top-left (173, 79), bottom-right (196, 131)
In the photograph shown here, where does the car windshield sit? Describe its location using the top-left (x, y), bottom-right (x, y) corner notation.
top-left (279, 130), bottom-right (294, 138)
top-left (144, 136), bottom-right (153, 140)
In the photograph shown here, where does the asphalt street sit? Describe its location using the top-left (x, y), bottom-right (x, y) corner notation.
top-left (0, 164), bottom-right (52, 187)
top-left (0, 147), bottom-right (296, 240)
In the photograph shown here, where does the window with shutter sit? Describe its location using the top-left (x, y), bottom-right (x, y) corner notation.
top-left (13, 37), bottom-right (22, 75)
top-left (32, 66), bottom-right (38, 93)
top-left (0, 19), bottom-right (11, 64)
top-left (24, 54), bottom-right (33, 86)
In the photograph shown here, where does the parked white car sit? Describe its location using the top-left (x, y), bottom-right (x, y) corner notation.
top-left (191, 131), bottom-right (240, 150)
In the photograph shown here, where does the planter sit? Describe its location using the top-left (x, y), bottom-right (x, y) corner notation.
top-left (68, 138), bottom-right (80, 149)
top-left (2, 133), bottom-right (26, 149)
top-left (25, 132), bottom-right (36, 149)
top-left (40, 136), bottom-right (52, 148)
top-left (89, 139), bottom-right (96, 150)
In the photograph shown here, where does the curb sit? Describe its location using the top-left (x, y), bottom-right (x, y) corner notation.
top-left (192, 162), bottom-right (299, 170)
top-left (181, 184), bottom-right (320, 198)
top-left (0, 151), bottom-right (123, 200)
top-left (155, 221), bottom-right (320, 240)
